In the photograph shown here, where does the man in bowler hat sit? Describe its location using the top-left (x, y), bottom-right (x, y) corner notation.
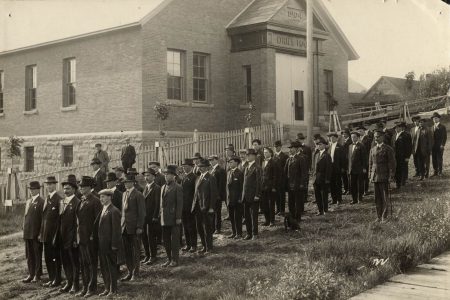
top-left (285, 142), bottom-right (308, 221)
top-left (327, 132), bottom-right (344, 205)
top-left (208, 155), bottom-right (227, 234)
top-left (242, 149), bottom-right (262, 240)
top-left (312, 138), bottom-right (332, 215)
top-left (226, 156), bottom-right (244, 239)
top-left (431, 112), bottom-right (447, 176)
top-left (121, 138), bottom-right (136, 172)
top-left (393, 121), bottom-right (412, 188)
top-left (181, 158), bottom-right (198, 252)
top-left (273, 140), bottom-right (288, 215)
top-left (104, 172), bottom-right (123, 211)
top-left (348, 131), bottom-right (368, 204)
top-left (91, 158), bottom-right (106, 194)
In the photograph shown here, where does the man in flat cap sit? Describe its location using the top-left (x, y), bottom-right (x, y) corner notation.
top-left (91, 158), bottom-right (106, 195)
top-left (410, 116), bottom-right (421, 177)
top-left (208, 155), bottom-right (226, 234)
top-left (181, 158), bottom-right (198, 252)
top-left (273, 140), bottom-right (288, 215)
top-left (285, 142), bottom-right (308, 222)
top-left (348, 131), bottom-right (368, 204)
top-left (327, 132), bottom-right (344, 205)
top-left (93, 143), bottom-right (110, 173)
top-left (22, 181), bottom-right (44, 284)
top-left (104, 172), bottom-right (122, 211)
top-left (393, 121), bottom-right (412, 189)
top-left (160, 165), bottom-right (183, 266)
top-left (121, 138), bottom-right (136, 172)
top-left (96, 189), bottom-right (122, 297)
top-left (226, 156), bottom-right (244, 239)
top-left (414, 118), bottom-right (433, 180)
top-left (431, 112), bottom-right (447, 177)
top-left (40, 176), bottom-right (63, 288)
top-left (312, 138), bottom-right (332, 215)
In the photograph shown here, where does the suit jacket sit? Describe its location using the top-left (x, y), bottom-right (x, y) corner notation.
top-left (255, 149), bottom-right (264, 167)
top-left (120, 144), bottom-right (136, 165)
top-left (432, 123), bottom-right (447, 149)
top-left (274, 151), bottom-right (289, 189)
top-left (96, 204), bottom-right (122, 254)
top-left (285, 153), bottom-right (308, 191)
top-left (369, 144), bottom-right (396, 182)
top-left (116, 178), bottom-right (126, 193)
top-left (160, 182), bottom-right (183, 226)
top-left (238, 161), bottom-right (248, 172)
top-left (93, 169), bottom-right (107, 193)
top-left (361, 135), bottom-right (372, 158)
top-left (39, 192), bottom-right (62, 244)
top-left (312, 151), bottom-right (332, 184)
top-left (23, 195), bottom-right (44, 240)
top-left (226, 167), bottom-right (244, 206)
top-left (154, 173), bottom-right (166, 187)
top-left (60, 196), bottom-right (80, 249)
top-left (414, 126), bottom-right (433, 155)
top-left (342, 138), bottom-right (352, 171)
top-left (182, 172), bottom-right (196, 214)
top-left (348, 142), bottom-right (367, 174)
top-left (111, 189), bottom-right (123, 211)
top-left (76, 193), bottom-right (102, 245)
top-left (143, 182), bottom-right (161, 223)
top-left (299, 144), bottom-right (312, 170)
top-left (261, 158), bottom-right (277, 191)
top-left (210, 165), bottom-right (227, 202)
top-left (242, 162), bottom-right (262, 202)
top-left (121, 188), bottom-right (146, 234)
top-left (192, 172), bottom-right (218, 212)
top-left (393, 131), bottom-right (413, 160)
top-left (328, 143), bottom-right (345, 174)
top-left (410, 125), bottom-right (419, 153)
top-left (93, 150), bottom-right (110, 172)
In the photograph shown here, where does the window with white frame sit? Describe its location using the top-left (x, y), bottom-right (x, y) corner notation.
top-left (193, 53), bottom-right (209, 102)
top-left (25, 65), bottom-right (37, 111)
top-left (63, 58), bottom-right (76, 107)
top-left (167, 50), bottom-right (184, 100)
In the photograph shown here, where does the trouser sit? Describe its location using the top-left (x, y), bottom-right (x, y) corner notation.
top-left (182, 211), bottom-right (197, 249)
top-left (363, 172), bottom-right (370, 193)
top-left (330, 171), bottom-right (342, 204)
top-left (162, 225), bottom-right (181, 262)
top-left (342, 170), bottom-right (349, 192)
top-left (413, 153), bottom-right (419, 175)
top-left (44, 242), bottom-right (61, 283)
top-left (261, 190), bottom-right (276, 224)
top-left (314, 182), bottom-right (329, 213)
top-left (25, 239), bottom-right (41, 278)
top-left (61, 246), bottom-right (80, 289)
top-left (432, 147), bottom-right (444, 174)
top-left (79, 241), bottom-right (98, 292)
top-left (142, 221), bottom-right (150, 258)
top-left (244, 201), bottom-right (259, 236)
top-left (374, 182), bottom-right (390, 219)
top-left (228, 204), bottom-right (243, 236)
top-left (395, 158), bottom-right (408, 187)
top-left (416, 151), bottom-right (430, 177)
top-left (275, 188), bottom-right (286, 213)
top-left (144, 221), bottom-right (160, 258)
top-left (214, 199), bottom-right (223, 232)
top-left (287, 190), bottom-right (303, 221)
top-left (122, 232), bottom-right (140, 276)
top-left (350, 174), bottom-right (364, 203)
top-left (99, 252), bottom-right (118, 294)
top-left (194, 207), bottom-right (214, 251)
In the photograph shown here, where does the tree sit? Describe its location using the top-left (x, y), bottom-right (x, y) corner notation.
top-left (415, 66), bottom-right (450, 98)
top-left (153, 101), bottom-right (170, 138)
top-left (6, 136), bottom-right (24, 169)
top-left (245, 102), bottom-right (256, 127)
top-left (404, 71), bottom-right (415, 91)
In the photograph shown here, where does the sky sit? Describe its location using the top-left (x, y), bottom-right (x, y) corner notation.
top-left (0, 0), bottom-right (449, 91)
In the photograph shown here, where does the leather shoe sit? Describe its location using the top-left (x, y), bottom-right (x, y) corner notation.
top-left (50, 280), bottom-right (61, 287)
top-left (262, 222), bottom-right (270, 226)
top-left (120, 273), bottom-right (132, 282)
top-left (161, 260), bottom-right (171, 267)
top-left (251, 235), bottom-right (258, 240)
top-left (145, 257), bottom-right (158, 265)
top-left (59, 283), bottom-right (71, 293)
top-left (22, 275), bottom-right (33, 283)
top-left (234, 234), bottom-right (242, 240)
top-left (181, 246), bottom-right (191, 252)
top-left (214, 230), bottom-right (221, 234)
top-left (197, 247), bottom-right (206, 253)
top-left (84, 291), bottom-right (95, 298)
top-left (169, 261), bottom-right (178, 267)
top-left (141, 256), bottom-right (150, 264)
top-left (269, 222), bottom-right (275, 227)
top-left (99, 290), bottom-right (109, 297)
top-left (189, 247), bottom-right (197, 253)
top-left (106, 292), bottom-right (117, 298)
top-left (31, 276), bottom-right (40, 283)
top-left (243, 235), bottom-right (252, 240)
top-left (130, 274), bottom-right (138, 281)
top-left (69, 286), bottom-right (79, 294)
top-left (227, 234), bottom-right (236, 239)
top-left (42, 280), bottom-right (52, 287)
top-left (76, 290), bottom-right (87, 297)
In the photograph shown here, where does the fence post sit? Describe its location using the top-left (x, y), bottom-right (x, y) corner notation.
top-left (193, 129), bottom-right (199, 154)
top-left (245, 127), bottom-right (252, 149)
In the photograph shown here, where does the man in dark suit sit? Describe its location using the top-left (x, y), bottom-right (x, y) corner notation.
top-left (120, 174), bottom-right (146, 281)
top-left (327, 132), bottom-right (344, 205)
top-left (181, 159), bottom-right (198, 252)
top-left (93, 143), bottom-right (110, 173)
top-left (127, 168), bottom-right (144, 193)
top-left (226, 156), bottom-right (244, 239)
top-left (348, 131), bottom-right (368, 204)
top-left (369, 130), bottom-right (396, 222)
top-left (261, 147), bottom-right (277, 226)
top-left (393, 122), bottom-right (413, 188)
top-left (341, 129), bottom-right (352, 194)
top-left (59, 176), bottom-right (81, 294)
top-left (160, 165), bottom-right (183, 267)
top-left (414, 118), bottom-right (434, 180)
top-left (238, 149), bottom-right (248, 171)
top-left (96, 189), bottom-right (122, 298)
top-left (121, 138), bottom-right (136, 172)
top-left (273, 140), bottom-right (288, 215)
top-left (285, 142), bottom-right (308, 222)
top-left (40, 176), bottom-right (63, 288)
top-left (297, 133), bottom-right (312, 170)
top-left (410, 116), bottom-right (421, 177)
top-left (141, 168), bottom-right (161, 265)
top-left (76, 177), bottom-right (102, 297)
top-left (149, 161), bottom-right (166, 187)
top-left (112, 166), bottom-right (126, 192)
top-left (22, 181), bottom-right (44, 284)
top-left (191, 153), bottom-right (203, 176)
top-left (242, 149), bottom-right (262, 240)
top-left (208, 155), bottom-right (226, 234)
top-left (312, 138), bottom-right (332, 215)
top-left (358, 126), bottom-right (372, 195)
top-left (192, 159), bottom-right (218, 252)
top-left (91, 158), bottom-right (106, 194)
top-left (431, 112), bottom-right (447, 177)
top-left (104, 172), bottom-right (123, 211)
top-left (252, 139), bottom-right (264, 167)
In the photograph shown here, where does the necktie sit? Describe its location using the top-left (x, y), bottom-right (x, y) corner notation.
top-left (43, 195), bottom-right (50, 211)
top-left (80, 196), bottom-right (87, 209)
top-left (123, 191), bottom-right (129, 211)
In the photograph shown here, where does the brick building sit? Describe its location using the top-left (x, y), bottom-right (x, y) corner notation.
top-left (0, 0), bottom-right (358, 172)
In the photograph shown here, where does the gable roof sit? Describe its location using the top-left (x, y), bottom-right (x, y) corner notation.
top-left (0, 0), bottom-right (174, 55)
top-left (362, 76), bottom-right (419, 100)
top-left (227, 0), bottom-right (287, 28)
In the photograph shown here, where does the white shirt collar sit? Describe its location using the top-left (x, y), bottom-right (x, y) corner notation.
top-left (93, 168), bottom-right (101, 177)
top-left (111, 186), bottom-right (117, 192)
top-left (64, 194), bottom-right (75, 204)
top-left (126, 187), bottom-right (135, 193)
top-left (101, 203), bottom-right (111, 214)
top-left (31, 194), bottom-right (40, 202)
top-left (247, 160), bottom-right (255, 168)
top-left (49, 191), bottom-right (57, 198)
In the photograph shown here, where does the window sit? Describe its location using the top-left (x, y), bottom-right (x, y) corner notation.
top-left (62, 145), bottom-right (73, 166)
top-left (294, 90), bottom-right (304, 121)
top-left (193, 53), bottom-right (209, 102)
top-left (24, 146), bottom-right (34, 172)
top-left (25, 65), bottom-right (37, 111)
top-left (243, 65), bottom-right (252, 103)
top-left (324, 69), bottom-right (334, 96)
top-left (63, 58), bottom-right (76, 107)
top-left (0, 71), bottom-right (4, 113)
top-left (167, 50), bottom-right (184, 100)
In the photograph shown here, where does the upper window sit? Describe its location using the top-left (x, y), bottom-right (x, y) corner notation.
top-left (243, 65), bottom-right (252, 103)
top-left (63, 58), bottom-right (76, 107)
top-left (193, 53), bottom-right (209, 102)
top-left (0, 70), bottom-right (4, 114)
top-left (324, 69), bottom-right (334, 96)
top-left (167, 50), bottom-right (184, 100)
top-left (25, 65), bottom-right (37, 111)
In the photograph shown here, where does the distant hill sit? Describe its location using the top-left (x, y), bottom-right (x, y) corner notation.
top-left (348, 77), bottom-right (367, 93)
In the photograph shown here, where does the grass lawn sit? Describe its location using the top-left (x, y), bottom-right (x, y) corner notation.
top-left (0, 203), bottom-right (24, 237)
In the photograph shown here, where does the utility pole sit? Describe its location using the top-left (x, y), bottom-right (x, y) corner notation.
top-left (306, 0), bottom-right (314, 146)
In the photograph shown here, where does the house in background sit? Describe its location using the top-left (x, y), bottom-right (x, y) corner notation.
top-left (0, 0), bottom-right (358, 173)
top-left (358, 76), bottom-right (419, 106)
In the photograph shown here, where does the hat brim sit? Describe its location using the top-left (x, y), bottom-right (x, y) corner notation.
top-left (181, 163), bottom-right (194, 166)
top-left (44, 180), bottom-right (58, 184)
top-left (61, 182), bottom-right (78, 188)
top-left (28, 185), bottom-right (42, 189)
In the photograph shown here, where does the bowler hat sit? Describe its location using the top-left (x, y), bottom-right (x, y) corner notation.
top-left (105, 172), bottom-right (118, 182)
top-left (98, 189), bottom-right (114, 196)
top-left (326, 132), bottom-right (338, 138)
top-left (225, 144), bottom-right (235, 151)
top-left (123, 174), bottom-right (136, 182)
top-left (162, 165), bottom-right (178, 175)
top-left (192, 152), bottom-right (202, 160)
top-left (28, 181), bottom-right (41, 189)
top-left (148, 161), bottom-right (161, 167)
top-left (127, 168), bottom-right (138, 175)
top-left (274, 140), bottom-right (282, 147)
top-left (208, 155), bottom-right (219, 161)
top-left (288, 141), bottom-right (301, 148)
top-left (228, 156), bottom-right (242, 164)
top-left (432, 112), bottom-right (441, 119)
top-left (411, 115), bottom-right (421, 121)
top-left (79, 176), bottom-right (96, 187)
top-left (61, 174), bottom-right (78, 189)
top-left (142, 168), bottom-right (157, 176)
top-left (44, 176), bottom-right (58, 184)
top-left (316, 137), bottom-right (328, 145)
top-left (246, 149), bottom-right (257, 156)
top-left (181, 158), bottom-right (194, 166)
top-left (95, 143), bottom-right (102, 147)
top-left (313, 133), bottom-right (322, 140)
top-left (297, 133), bottom-right (306, 140)
top-left (394, 121), bottom-right (407, 128)
top-left (238, 149), bottom-right (247, 154)
top-left (342, 129), bottom-right (351, 136)
top-left (251, 139), bottom-right (262, 145)
top-left (350, 131), bottom-right (361, 137)
top-left (90, 158), bottom-right (102, 165)
top-left (356, 126), bottom-right (367, 131)
top-left (197, 159), bottom-right (211, 168)
top-left (112, 166), bottom-right (125, 172)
